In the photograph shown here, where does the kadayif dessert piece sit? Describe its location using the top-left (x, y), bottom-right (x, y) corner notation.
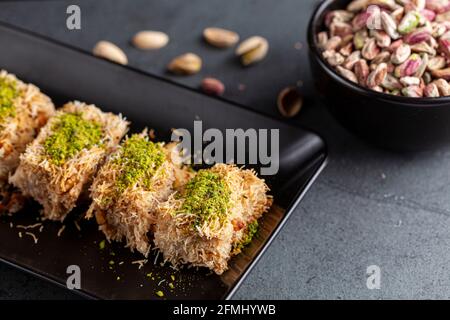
top-left (10, 101), bottom-right (128, 221)
top-left (154, 164), bottom-right (272, 275)
top-left (87, 132), bottom-right (192, 256)
top-left (0, 71), bottom-right (55, 188)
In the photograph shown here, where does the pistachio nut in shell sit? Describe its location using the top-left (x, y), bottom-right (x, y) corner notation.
top-left (236, 36), bottom-right (269, 66)
top-left (203, 27), bottom-right (239, 48)
top-left (201, 77), bottom-right (225, 96)
top-left (277, 87), bottom-right (303, 118)
top-left (168, 53), bottom-right (202, 75)
top-left (93, 41), bottom-right (128, 65)
top-left (132, 31), bottom-right (169, 50)
top-left (336, 66), bottom-right (358, 83)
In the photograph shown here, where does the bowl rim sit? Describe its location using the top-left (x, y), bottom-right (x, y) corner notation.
top-left (307, 0), bottom-right (450, 106)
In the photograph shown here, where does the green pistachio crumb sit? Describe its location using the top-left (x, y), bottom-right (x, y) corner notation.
top-left (115, 134), bottom-right (166, 194)
top-left (232, 220), bottom-right (259, 254)
top-left (44, 112), bottom-right (103, 165)
top-left (99, 240), bottom-right (106, 250)
top-left (155, 290), bottom-right (164, 297)
top-left (179, 170), bottom-right (231, 228)
top-left (0, 77), bottom-right (18, 125)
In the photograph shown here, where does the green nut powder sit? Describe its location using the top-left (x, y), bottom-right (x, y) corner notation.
top-left (44, 113), bottom-right (103, 165)
top-left (0, 77), bottom-right (18, 125)
top-left (233, 220), bottom-right (259, 253)
top-left (115, 134), bottom-right (166, 194)
top-left (180, 170), bottom-right (231, 228)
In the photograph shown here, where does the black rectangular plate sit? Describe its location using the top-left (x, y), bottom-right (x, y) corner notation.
top-left (0, 22), bottom-right (327, 300)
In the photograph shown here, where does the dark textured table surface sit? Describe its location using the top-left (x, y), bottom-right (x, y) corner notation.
top-left (0, 0), bottom-right (449, 300)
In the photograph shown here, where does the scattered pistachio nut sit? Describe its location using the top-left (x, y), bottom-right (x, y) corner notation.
top-left (201, 77), bottom-right (225, 96)
top-left (391, 7), bottom-right (405, 24)
top-left (372, 51), bottom-right (391, 65)
top-left (380, 11), bottom-right (401, 40)
top-left (370, 0), bottom-right (397, 11)
top-left (400, 76), bottom-right (421, 86)
top-left (236, 36), bottom-right (269, 66)
top-left (411, 42), bottom-right (436, 56)
top-left (401, 54), bottom-right (422, 77)
top-left (340, 42), bottom-right (354, 56)
top-left (434, 79), bottom-right (450, 96)
top-left (93, 41), bottom-right (128, 65)
top-left (405, 29), bottom-right (431, 45)
top-left (343, 50), bottom-right (362, 69)
top-left (424, 83), bottom-right (440, 97)
top-left (352, 12), bottom-right (370, 32)
top-left (203, 27), bottom-right (239, 48)
top-left (132, 31), bottom-right (169, 50)
top-left (373, 30), bottom-right (392, 48)
top-left (431, 68), bottom-right (450, 80)
top-left (317, 32), bottom-right (329, 49)
top-left (423, 72), bottom-right (433, 84)
top-left (325, 51), bottom-right (345, 66)
top-left (354, 30), bottom-right (368, 50)
top-left (325, 36), bottom-right (343, 51)
top-left (414, 53), bottom-right (429, 78)
top-left (367, 63), bottom-right (388, 88)
top-left (347, 0), bottom-right (368, 12)
top-left (382, 74), bottom-right (402, 90)
top-left (277, 87), bottom-right (303, 118)
top-left (391, 43), bottom-right (411, 65)
top-left (435, 11), bottom-right (450, 22)
top-left (362, 38), bottom-right (380, 60)
top-left (372, 85), bottom-right (384, 93)
top-left (336, 66), bottom-right (358, 83)
top-left (427, 56), bottom-right (446, 71)
top-left (341, 34), bottom-right (354, 47)
top-left (326, 10), bottom-right (354, 27)
top-left (402, 85), bottom-right (423, 97)
top-left (168, 53), bottom-right (202, 75)
top-left (354, 59), bottom-right (370, 85)
top-left (330, 21), bottom-right (353, 38)
top-left (398, 11), bottom-right (421, 35)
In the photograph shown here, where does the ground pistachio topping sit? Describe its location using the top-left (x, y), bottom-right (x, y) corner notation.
top-left (44, 112), bottom-right (103, 165)
top-left (115, 134), bottom-right (166, 194)
top-left (179, 170), bottom-right (231, 228)
top-left (0, 77), bottom-right (18, 124)
top-left (232, 220), bottom-right (259, 254)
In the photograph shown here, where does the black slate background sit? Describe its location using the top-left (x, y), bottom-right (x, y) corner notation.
top-left (0, 0), bottom-right (449, 299)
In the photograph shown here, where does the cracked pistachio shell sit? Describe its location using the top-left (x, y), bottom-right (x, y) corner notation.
top-left (398, 11), bottom-right (421, 34)
top-left (236, 36), bottom-right (269, 66)
top-left (168, 53), bottom-right (202, 75)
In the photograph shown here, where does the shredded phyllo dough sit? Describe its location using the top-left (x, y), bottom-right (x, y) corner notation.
top-left (154, 164), bottom-right (272, 275)
top-left (0, 70), bottom-right (54, 198)
top-left (0, 70), bottom-right (274, 275)
top-left (87, 132), bottom-right (193, 256)
top-left (10, 101), bottom-right (129, 221)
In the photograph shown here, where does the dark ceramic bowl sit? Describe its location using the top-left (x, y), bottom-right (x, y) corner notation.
top-left (307, 0), bottom-right (450, 151)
